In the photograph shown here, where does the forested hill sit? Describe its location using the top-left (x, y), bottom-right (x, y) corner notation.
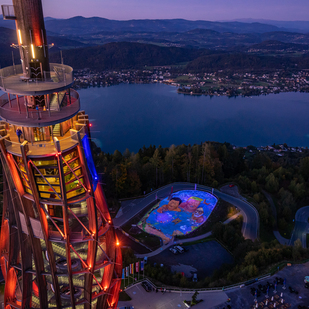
top-left (49, 42), bottom-right (216, 70)
top-left (185, 53), bottom-right (309, 73)
top-left (48, 41), bottom-right (309, 72)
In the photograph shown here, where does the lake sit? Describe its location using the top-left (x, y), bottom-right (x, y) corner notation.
top-left (78, 83), bottom-right (309, 153)
top-left (1, 84), bottom-right (309, 153)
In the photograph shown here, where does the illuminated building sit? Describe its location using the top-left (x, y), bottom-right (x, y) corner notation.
top-left (0, 1), bottom-right (122, 308)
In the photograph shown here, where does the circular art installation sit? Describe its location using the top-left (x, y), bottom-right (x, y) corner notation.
top-left (138, 190), bottom-right (218, 243)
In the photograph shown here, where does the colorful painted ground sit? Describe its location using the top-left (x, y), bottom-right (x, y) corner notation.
top-left (138, 190), bottom-right (218, 243)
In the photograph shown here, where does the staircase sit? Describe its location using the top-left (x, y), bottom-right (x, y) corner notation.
top-left (49, 91), bottom-right (66, 111)
top-left (53, 123), bottom-right (61, 137)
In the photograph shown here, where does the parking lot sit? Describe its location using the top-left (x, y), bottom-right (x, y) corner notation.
top-left (215, 262), bottom-right (309, 309)
top-left (149, 240), bottom-right (234, 278)
top-left (119, 281), bottom-right (228, 309)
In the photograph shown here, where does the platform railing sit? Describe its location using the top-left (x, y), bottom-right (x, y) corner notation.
top-left (0, 63), bottom-right (73, 89)
top-left (0, 89), bottom-right (80, 123)
top-left (4, 127), bottom-right (85, 156)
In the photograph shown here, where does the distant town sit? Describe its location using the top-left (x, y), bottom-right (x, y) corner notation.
top-left (74, 67), bottom-right (309, 97)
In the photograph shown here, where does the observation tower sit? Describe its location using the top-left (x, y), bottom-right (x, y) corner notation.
top-left (0, 1), bottom-right (121, 308)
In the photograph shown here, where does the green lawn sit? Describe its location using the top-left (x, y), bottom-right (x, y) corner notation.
top-left (119, 291), bottom-right (132, 301)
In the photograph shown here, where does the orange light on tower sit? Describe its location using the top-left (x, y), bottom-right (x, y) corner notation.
top-left (17, 29), bottom-right (22, 45)
top-left (31, 44), bottom-right (35, 59)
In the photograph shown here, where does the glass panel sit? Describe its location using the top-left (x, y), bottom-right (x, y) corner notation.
top-left (32, 159), bottom-right (57, 166)
top-left (66, 188), bottom-right (86, 200)
top-left (40, 192), bottom-right (61, 200)
top-left (25, 187), bottom-right (32, 194)
top-left (38, 185), bottom-right (61, 193)
top-left (64, 150), bottom-right (77, 162)
top-left (63, 159), bottom-right (81, 174)
top-left (22, 179), bottom-right (30, 189)
top-left (65, 178), bottom-right (84, 192)
top-left (35, 176), bottom-right (60, 185)
top-left (18, 163), bottom-right (26, 173)
top-left (34, 168), bottom-right (59, 176)
top-left (64, 168), bottom-right (82, 183)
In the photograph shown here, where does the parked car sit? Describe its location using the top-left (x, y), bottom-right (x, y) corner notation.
top-left (174, 245), bottom-right (185, 253)
top-left (141, 281), bottom-right (152, 292)
top-left (169, 247), bottom-right (178, 255)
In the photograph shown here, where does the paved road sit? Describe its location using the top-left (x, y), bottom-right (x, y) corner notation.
top-left (290, 206), bottom-right (309, 248)
top-left (114, 182), bottom-right (259, 241)
top-left (213, 188), bottom-right (259, 241)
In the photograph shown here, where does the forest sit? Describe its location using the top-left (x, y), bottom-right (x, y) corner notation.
top-left (94, 141), bottom-right (309, 287)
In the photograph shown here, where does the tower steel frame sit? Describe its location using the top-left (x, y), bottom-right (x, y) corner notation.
top-left (0, 1), bottom-right (122, 308)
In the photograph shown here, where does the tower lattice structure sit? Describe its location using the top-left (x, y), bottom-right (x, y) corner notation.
top-left (0, 1), bottom-right (122, 308)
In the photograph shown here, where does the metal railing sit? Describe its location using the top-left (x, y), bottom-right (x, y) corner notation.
top-left (0, 63), bottom-right (73, 89)
top-left (1, 5), bottom-right (15, 19)
top-left (0, 89), bottom-right (80, 123)
top-left (4, 127), bottom-right (84, 156)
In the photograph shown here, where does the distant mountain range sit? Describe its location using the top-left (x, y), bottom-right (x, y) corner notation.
top-left (1, 15), bottom-right (309, 72)
top-left (72, 28), bottom-right (309, 50)
top-left (0, 15), bottom-right (303, 34)
top-left (224, 19), bottom-right (309, 33)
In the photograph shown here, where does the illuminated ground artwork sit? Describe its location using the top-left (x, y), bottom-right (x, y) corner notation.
top-left (138, 190), bottom-right (218, 243)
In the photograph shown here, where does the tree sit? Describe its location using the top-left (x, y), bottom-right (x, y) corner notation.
top-left (191, 291), bottom-right (199, 305)
top-left (293, 239), bottom-right (303, 260)
top-left (265, 173), bottom-right (279, 193)
top-left (165, 144), bottom-right (176, 181)
top-left (123, 148), bottom-right (131, 159)
top-left (300, 157), bottom-right (309, 180)
top-left (150, 149), bottom-right (162, 187)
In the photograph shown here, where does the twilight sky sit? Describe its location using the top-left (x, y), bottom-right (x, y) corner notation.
top-left (37, 0), bottom-right (309, 21)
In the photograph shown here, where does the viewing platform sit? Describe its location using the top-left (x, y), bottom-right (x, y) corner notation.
top-left (0, 63), bottom-right (74, 95)
top-left (0, 89), bottom-right (80, 127)
top-left (3, 125), bottom-right (86, 157)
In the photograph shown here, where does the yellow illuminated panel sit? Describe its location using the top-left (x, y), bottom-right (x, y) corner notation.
top-left (66, 188), bottom-right (86, 200)
top-left (35, 176), bottom-right (59, 185)
top-left (64, 169), bottom-right (82, 183)
top-left (38, 185), bottom-right (61, 193)
top-left (25, 188), bottom-right (33, 195)
top-left (64, 150), bottom-right (77, 161)
top-left (22, 179), bottom-right (30, 189)
top-left (34, 168), bottom-right (59, 176)
top-left (32, 159), bottom-right (57, 166)
top-left (39, 192), bottom-right (61, 200)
